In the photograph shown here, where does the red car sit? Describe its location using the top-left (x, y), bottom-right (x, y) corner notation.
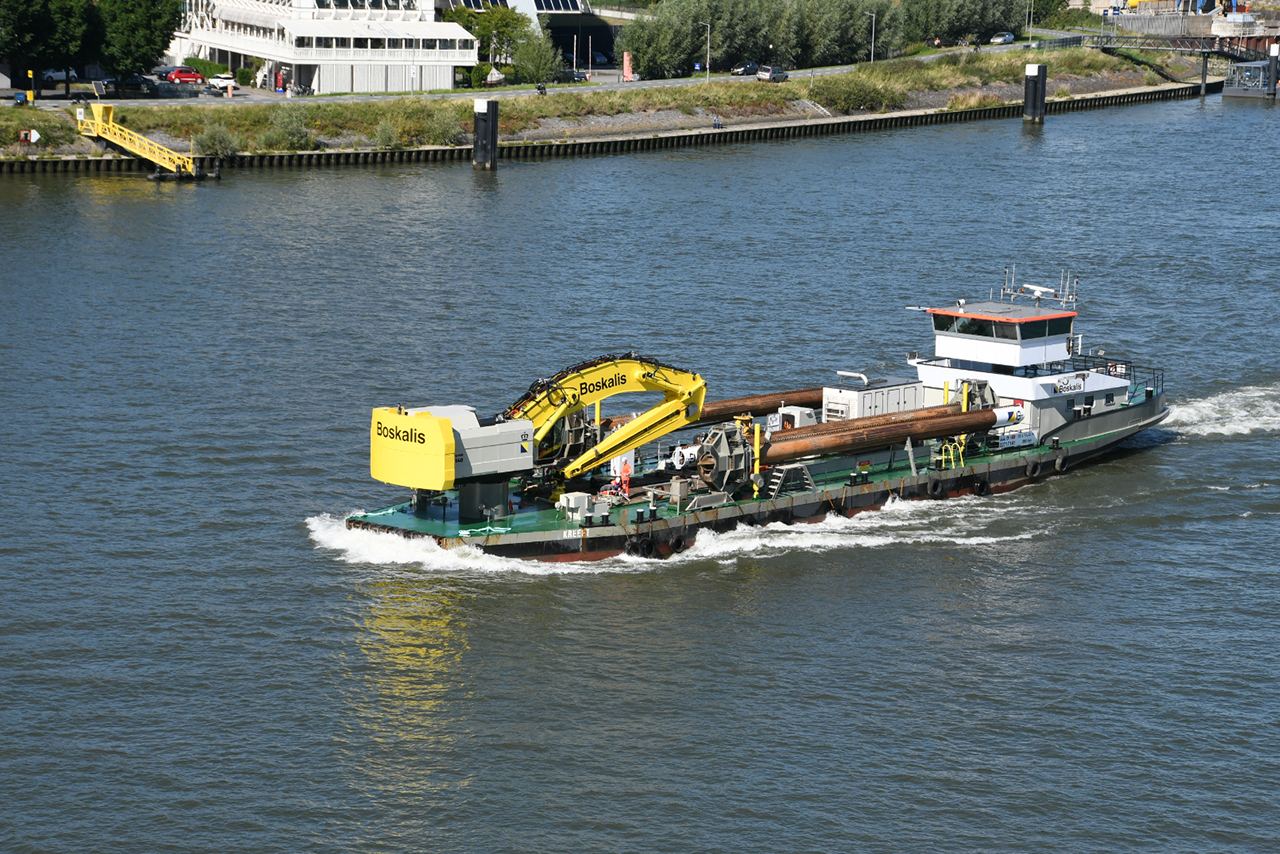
top-left (166, 66), bottom-right (205, 85)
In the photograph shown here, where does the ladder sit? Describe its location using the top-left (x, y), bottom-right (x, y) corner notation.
top-left (77, 103), bottom-right (196, 176)
top-left (765, 463), bottom-right (815, 499)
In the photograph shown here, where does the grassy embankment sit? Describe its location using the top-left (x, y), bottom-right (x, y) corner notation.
top-left (0, 107), bottom-right (82, 155)
top-left (3, 49), bottom-right (1176, 156)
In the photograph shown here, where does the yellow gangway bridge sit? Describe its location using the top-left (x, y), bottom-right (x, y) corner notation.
top-left (77, 103), bottom-right (205, 179)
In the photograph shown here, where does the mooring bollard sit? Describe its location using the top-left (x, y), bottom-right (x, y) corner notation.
top-left (1269, 43), bottom-right (1279, 99)
top-left (1023, 63), bottom-right (1047, 123)
top-left (473, 98), bottom-right (498, 170)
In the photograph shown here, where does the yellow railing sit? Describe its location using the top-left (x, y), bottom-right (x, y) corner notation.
top-left (77, 103), bottom-right (195, 175)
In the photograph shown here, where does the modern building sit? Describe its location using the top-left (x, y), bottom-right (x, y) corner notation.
top-left (171, 1), bottom-right (480, 94)
top-left (443, 0), bottom-right (619, 69)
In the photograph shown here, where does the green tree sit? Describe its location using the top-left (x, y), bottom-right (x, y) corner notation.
top-left (513, 29), bottom-right (563, 84)
top-left (444, 2), bottom-right (531, 64)
top-left (98, 0), bottom-right (182, 77)
top-left (45, 0), bottom-right (90, 95)
top-left (898, 0), bottom-right (1022, 44)
top-left (617, 0), bottom-right (892, 80)
top-left (0, 0), bottom-right (52, 88)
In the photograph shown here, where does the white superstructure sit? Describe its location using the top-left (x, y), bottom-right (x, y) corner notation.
top-left (172, 1), bottom-right (479, 94)
top-left (909, 272), bottom-right (1150, 443)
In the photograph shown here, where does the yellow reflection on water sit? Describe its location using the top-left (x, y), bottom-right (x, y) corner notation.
top-left (347, 576), bottom-right (477, 796)
top-left (355, 576), bottom-right (472, 721)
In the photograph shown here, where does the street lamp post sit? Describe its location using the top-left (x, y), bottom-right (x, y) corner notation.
top-left (866, 11), bottom-right (877, 63)
top-left (696, 21), bottom-right (710, 82)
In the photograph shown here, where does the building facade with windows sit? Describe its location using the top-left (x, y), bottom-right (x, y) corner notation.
top-left (171, 1), bottom-right (479, 94)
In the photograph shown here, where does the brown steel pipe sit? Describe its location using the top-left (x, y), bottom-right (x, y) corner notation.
top-left (697, 387), bottom-right (825, 423)
top-left (762, 409), bottom-right (997, 464)
top-left (769, 404), bottom-right (962, 441)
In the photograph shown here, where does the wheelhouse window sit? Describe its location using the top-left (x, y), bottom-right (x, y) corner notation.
top-left (954, 317), bottom-right (994, 337)
top-left (993, 322), bottom-right (1018, 340)
top-left (1021, 320), bottom-right (1048, 339)
top-left (1047, 317), bottom-right (1073, 336)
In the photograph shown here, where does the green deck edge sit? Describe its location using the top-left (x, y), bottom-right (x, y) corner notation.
top-left (346, 438), bottom-right (1079, 539)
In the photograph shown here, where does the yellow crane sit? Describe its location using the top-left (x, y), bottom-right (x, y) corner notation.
top-left (368, 354), bottom-right (706, 493)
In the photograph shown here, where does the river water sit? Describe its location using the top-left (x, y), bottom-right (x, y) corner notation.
top-left (3, 96), bottom-right (1279, 851)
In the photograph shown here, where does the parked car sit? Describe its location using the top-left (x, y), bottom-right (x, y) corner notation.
top-left (554, 69), bottom-right (589, 83)
top-left (166, 66), bottom-right (206, 85)
top-left (989, 32), bottom-right (1016, 45)
top-left (206, 73), bottom-right (238, 92)
top-left (592, 51), bottom-right (610, 66)
top-left (151, 65), bottom-right (177, 79)
top-left (41, 68), bottom-right (78, 87)
top-left (730, 61), bottom-right (759, 76)
top-left (756, 65), bottom-right (788, 83)
top-left (104, 74), bottom-right (158, 95)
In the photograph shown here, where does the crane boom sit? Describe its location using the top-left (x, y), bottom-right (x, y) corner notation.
top-left (504, 352), bottom-right (706, 479)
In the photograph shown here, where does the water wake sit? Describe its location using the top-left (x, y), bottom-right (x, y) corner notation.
top-left (306, 493), bottom-right (1037, 576)
top-left (1166, 382), bottom-right (1280, 437)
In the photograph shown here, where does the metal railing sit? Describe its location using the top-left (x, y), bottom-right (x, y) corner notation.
top-left (78, 105), bottom-right (195, 175)
top-left (1084, 32), bottom-right (1269, 61)
top-left (290, 48), bottom-right (476, 62)
top-left (1028, 36), bottom-right (1084, 50)
top-left (1058, 354), bottom-right (1165, 400)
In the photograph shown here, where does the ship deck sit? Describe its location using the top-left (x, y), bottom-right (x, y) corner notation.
top-left (347, 441), bottom-right (1063, 540)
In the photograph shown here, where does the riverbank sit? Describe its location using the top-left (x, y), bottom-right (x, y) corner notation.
top-left (0, 77), bottom-right (1223, 175)
top-left (0, 49), bottom-right (1199, 163)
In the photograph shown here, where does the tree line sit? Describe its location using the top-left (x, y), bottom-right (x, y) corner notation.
top-left (442, 3), bottom-right (563, 85)
top-left (0, 0), bottom-right (181, 91)
top-left (617, 0), bottom-right (1061, 80)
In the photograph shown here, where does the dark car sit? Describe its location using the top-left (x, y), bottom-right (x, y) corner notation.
top-left (730, 61), bottom-right (759, 76)
top-left (105, 74), bottom-right (158, 95)
top-left (554, 69), bottom-right (589, 83)
top-left (151, 65), bottom-right (177, 79)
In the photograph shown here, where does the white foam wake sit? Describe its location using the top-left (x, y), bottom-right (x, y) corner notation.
top-left (675, 494), bottom-right (1037, 562)
top-left (1165, 382), bottom-right (1280, 437)
top-left (307, 493), bottom-right (1039, 576)
top-left (305, 513), bottom-right (633, 576)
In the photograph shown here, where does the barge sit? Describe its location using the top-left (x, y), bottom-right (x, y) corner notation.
top-left (346, 271), bottom-right (1168, 561)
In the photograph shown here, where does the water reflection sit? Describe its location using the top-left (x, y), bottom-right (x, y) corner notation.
top-left (347, 575), bottom-right (475, 798)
